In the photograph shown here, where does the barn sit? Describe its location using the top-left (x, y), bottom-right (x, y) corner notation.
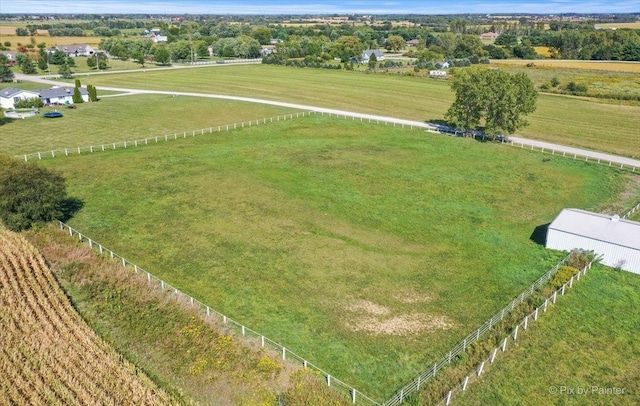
top-left (546, 208), bottom-right (640, 274)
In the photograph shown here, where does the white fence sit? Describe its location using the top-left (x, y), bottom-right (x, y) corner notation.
top-left (503, 140), bottom-right (638, 173)
top-left (381, 253), bottom-right (576, 406)
top-left (436, 260), bottom-right (595, 406)
top-left (16, 111), bottom-right (421, 163)
top-left (56, 221), bottom-right (379, 406)
top-left (622, 202), bottom-right (640, 220)
top-left (185, 58), bottom-right (262, 65)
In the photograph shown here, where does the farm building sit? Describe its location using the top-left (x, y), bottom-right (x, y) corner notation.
top-left (546, 208), bottom-right (640, 274)
top-left (429, 70), bottom-right (447, 78)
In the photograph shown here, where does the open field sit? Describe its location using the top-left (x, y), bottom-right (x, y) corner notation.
top-left (493, 62), bottom-right (640, 97)
top-left (0, 33), bottom-right (102, 47)
top-left (37, 115), bottom-right (629, 399)
top-left (35, 64), bottom-right (640, 158)
top-left (0, 226), bottom-right (174, 405)
top-left (456, 265), bottom-right (640, 405)
top-left (0, 94), bottom-right (296, 155)
top-left (491, 59), bottom-right (640, 73)
top-left (21, 225), bottom-right (347, 406)
top-left (595, 22), bottom-right (640, 29)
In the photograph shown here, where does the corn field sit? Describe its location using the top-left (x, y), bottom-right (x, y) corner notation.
top-left (0, 227), bottom-right (176, 405)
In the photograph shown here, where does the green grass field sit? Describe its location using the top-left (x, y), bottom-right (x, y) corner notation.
top-left (36, 116), bottom-right (628, 399)
top-left (27, 64), bottom-right (639, 158)
top-left (456, 265), bottom-right (640, 405)
top-left (0, 94), bottom-right (296, 155)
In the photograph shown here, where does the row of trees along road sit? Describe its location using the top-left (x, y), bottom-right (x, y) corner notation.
top-left (446, 68), bottom-right (538, 137)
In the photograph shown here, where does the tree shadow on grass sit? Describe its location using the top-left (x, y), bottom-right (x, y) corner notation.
top-left (0, 117), bottom-right (14, 126)
top-left (425, 118), bottom-right (449, 126)
top-left (530, 223), bottom-right (550, 246)
top-left (59, 197), bottom-right (84, 223)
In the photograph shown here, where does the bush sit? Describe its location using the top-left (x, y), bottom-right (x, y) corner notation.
top-left (0, 155), bottom-right (68, 231)
top-left (14, 98), bottom-right (43, 108)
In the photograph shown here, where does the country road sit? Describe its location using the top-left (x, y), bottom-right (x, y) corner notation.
top-left (12, 72), bottom-right (640, 170)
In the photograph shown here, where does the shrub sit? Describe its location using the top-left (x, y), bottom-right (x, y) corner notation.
top-left (14, 98), bottom-right (43, 108)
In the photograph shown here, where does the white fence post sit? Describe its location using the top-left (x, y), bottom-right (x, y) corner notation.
top-left (490, 348), bottom-right (498, 363)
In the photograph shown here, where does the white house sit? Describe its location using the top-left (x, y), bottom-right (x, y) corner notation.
top-left (54, 44), bottom-right (95, 57)
top-left (546, 208), bottom-right (640, 274)
top-left (39, 87), bottom-right (89, 105)
top-left (361, 49), bottom-right (385, 63)
top-left (429, 70), bottom-right (447, 78)
top-left (1, 86), bottom-right (90, 109)
top-left (0, 87), bottom-right (40, 109)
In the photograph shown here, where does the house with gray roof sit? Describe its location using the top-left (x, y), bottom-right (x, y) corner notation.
top-left (360, 49), bottom-right (386, 63)
top-left (39, 87), bottom-right (89, 105)
top-left (54, 44), bottom-right (95, 57)
top-left (0, 87), bottom-right (40, 109)
top-left (546, 208), bottom-right (640, 274)
top-left (1, 86), bottom-right (89, 109)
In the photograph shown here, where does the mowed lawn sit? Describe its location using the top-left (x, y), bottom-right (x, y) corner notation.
top-left (39, 116), bottom-right (625, 399)
top-left (0, 94), bottom-right (296, 155)
top-left (46, 64), bottom-right (640, 158)
top-left (456, 266), bottom-right (640, 405)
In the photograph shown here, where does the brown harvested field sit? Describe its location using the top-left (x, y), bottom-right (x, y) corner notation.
top-left (491, 59), bottom-right (640, 73)
top-left (0, 32), bottom-right (101, 47)
top-left (0, 226), bottom-right (175, 405)
top-left (595, 22), bottom-right (640, 29)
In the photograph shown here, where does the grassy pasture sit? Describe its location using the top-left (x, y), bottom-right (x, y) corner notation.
top-left (31, 64), bottom-right (640, 158)
top-left (0, 94), bottom-right (296, 155)
top-left (456, 266), bottom-right (640, 405)
top-left (38, 116), bottom-right (625, 399)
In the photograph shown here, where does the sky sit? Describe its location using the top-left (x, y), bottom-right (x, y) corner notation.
top-left (1, 1), bottom-right (638, 15)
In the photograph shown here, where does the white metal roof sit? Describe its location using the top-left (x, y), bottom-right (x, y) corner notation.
top-left (548, 208), bottom-right (640, 250)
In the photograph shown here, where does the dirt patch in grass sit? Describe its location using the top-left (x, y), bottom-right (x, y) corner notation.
top-left (344, 298), bottom-right (453, 336)
top-left (348, 313), bottom-right (454, 336)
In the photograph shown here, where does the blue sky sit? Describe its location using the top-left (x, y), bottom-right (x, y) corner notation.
top-left (2, 1), bottom-right (638, 15)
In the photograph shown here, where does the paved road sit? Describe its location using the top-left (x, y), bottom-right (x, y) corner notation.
top-left (13, 73), bottom-right (640, 170)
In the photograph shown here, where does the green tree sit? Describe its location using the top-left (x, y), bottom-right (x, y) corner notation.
top-left (87, 84), bottom-right (98, 102)
top-left (131, 50), bottom-right (145, 66)
top-left (152, 45), bottom-right (171, 65)
top-left (385, 35), bottom-right (406, 52)
top-left (368, 52), bottom-right (377, 70)
top-left (0, 55), bottom-right (15, 82)
top-left (331, 36), bottom-right (365, 62)
top-left (86, 55), bottom-right (96, 69)
top-left (0, 156), bottom-right (68, 231)
top-left (72, 86), bottom-right (84, 104)
top-left (446, 68), bottom-right (537, 136)
top-left (20, 57), bottom-right (37, 74)
top-left (58, 62), bottom-right (73, 79)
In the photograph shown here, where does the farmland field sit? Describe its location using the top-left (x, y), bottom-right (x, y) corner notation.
top-left (490, 59), bottom-right (640, 73)
top-left (34, 64), bottom-right (640, 157)
top-left (456, 265), bottom-right (640, 405)
top-left (0, 226), bottom-right (174, 405)
top-left (37, 115), bottom-right (630, 399)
